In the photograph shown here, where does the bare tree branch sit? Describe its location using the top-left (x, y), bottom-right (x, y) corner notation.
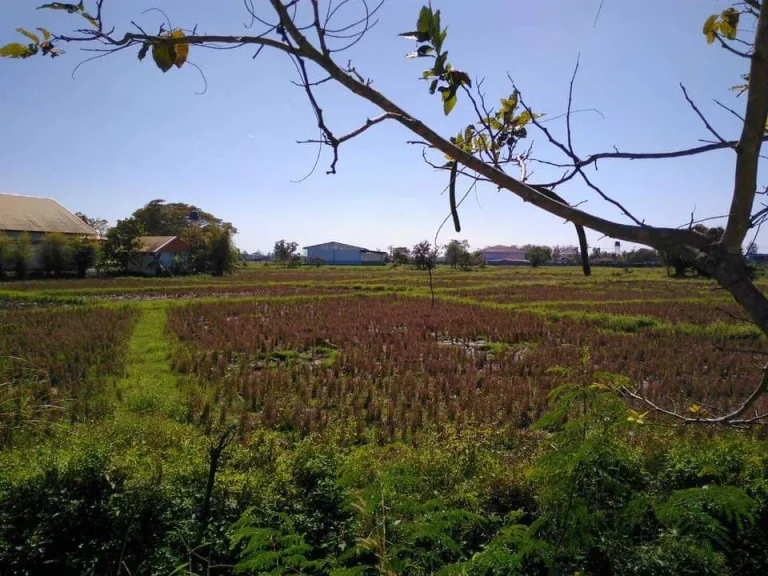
top-left (681, 83), bottom-right (727, 144)
top-left (623, 363), bottom-right (768, 426)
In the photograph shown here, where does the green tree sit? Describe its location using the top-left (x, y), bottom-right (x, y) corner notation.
top-left (207, 225), bottom-right (239, 276)
top-left (411, 240), bottom-right (437, 271)
top-left (0, 234), bottom-right (12, 278)
top-left (67, 236), bottom-right (99, 278)
top-left (624, 247), bottom-right (658, 266)
top-left (5, 233), bottom-right (32, 279)
top-left (101, 218), bottom-right (145, 273)
top-left (181, 225), bottom-right (210, 273)
top-left (131, 199), bottom-right (228, 236)
top-left (273, 240), bottom-right (300, 267)
top-left (525, 245), bottom-right (553, 268)
top-left (39, 233), bottom-right (69, 276)
top-left (444, 239), bottom-right (469, 269)
top-left (391, 246), bottom-right (411, 266)
top-left (75, 212), bottom-right (108, 238)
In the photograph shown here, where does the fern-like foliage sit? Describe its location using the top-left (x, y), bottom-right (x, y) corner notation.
top-left (655, 485), bottom-right (757, 551)
top-left (230, 510), bottom-right (316, 575)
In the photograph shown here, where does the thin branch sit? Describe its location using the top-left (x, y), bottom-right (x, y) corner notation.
top-left (715, 33), bottom-right (753, 58)
top-left (622, 363), bottom-right (768, 426)
top-left (714, 98), bottom-right (746, 122)
top-left (565, 55), bottom-right (579, 156)
top-left (519, 88), bottom-right (646, 226)
top-left (291, 134), bottom-right (324, 183)
top-left (681, 83), bottom-right (727, 144)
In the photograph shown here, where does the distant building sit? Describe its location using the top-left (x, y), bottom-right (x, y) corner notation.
top-left (130, 236), bottom-right (190, 275)
top-left (555, 247), bottom-right (581, 263)
top-left (0, 193), bottom-right (98, 271)
top-left (590, 255), bottom-right (619, 266)
top-left (303, 241), bottom-right (387, 265)
top-left (478, 245), bottom-right (529, 265)
top-left (0, 192), bottom-right (98, 241)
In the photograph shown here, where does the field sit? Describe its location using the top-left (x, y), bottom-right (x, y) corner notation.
top-left (2, 265), bottom-right (768, 575)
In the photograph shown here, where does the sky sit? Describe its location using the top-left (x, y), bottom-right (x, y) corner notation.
top-left (0, 0), bottom-right (760, 254)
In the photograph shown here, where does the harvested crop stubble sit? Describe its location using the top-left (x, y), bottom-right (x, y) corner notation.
top-left (449, 282), bottom-right (718, 303)
top-left (0, 306), bottom-right (137, 439)
top-left (168, 296), bottom-right (766, 439)
top-left (550, 300), bottom-right (745, 325)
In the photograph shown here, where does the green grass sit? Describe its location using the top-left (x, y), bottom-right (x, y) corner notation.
top-left (117, 303), bottom-right (186, 420)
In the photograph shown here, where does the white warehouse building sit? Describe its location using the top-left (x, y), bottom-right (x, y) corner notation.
top-left (302, 241), bottom-right (387, 265)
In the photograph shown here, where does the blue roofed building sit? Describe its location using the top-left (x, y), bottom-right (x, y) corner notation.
top-left (302, 241), bottom-right (386, 265)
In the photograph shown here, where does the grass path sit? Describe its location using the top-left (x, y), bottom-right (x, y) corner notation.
top-left (117, 303), bottom-right (186, 420)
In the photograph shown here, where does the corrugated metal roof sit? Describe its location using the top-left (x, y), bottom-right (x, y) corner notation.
top-left (303, 241), bottom-right (367, 251)
top-left (139, 236), bottom-right (178, 253)
top-left (0, 193), bottom-right (98, 236)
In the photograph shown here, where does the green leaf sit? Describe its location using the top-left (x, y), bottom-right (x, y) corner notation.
top-left (16, 28), bottom-right (40, 44)
top-left (171, 29), bottom-right (188, 68)
top-left (138, 42), bottom-right (150, 61)
top-left (429, 78), bottom-right (439, 95)
top-left (703, 14), bottom-right (718, 44)
top-left (434, 51), bottom-right (448, 75)
top-left (152, 43), bottom-right (175, 73)
top-left (416, 5), bottom-right (433, 36)
top-left (406, 45), bottom-right (434, 59)
top-left (37, 2), bottom-right (82, 13)
top-left (36, 27), bottom-right (52, 41)
top-left (0, 42), bottom-right (38, 58)
top-left (430, 10), bottom-right (443, 51)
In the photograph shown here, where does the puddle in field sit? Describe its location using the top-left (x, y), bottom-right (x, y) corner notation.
top-left (433, 335), bottom-right (532, 362)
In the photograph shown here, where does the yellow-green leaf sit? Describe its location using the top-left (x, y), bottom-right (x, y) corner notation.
top-left (703, 14), bottom-right (718, 44)
top-left (37, 27), bottom-right (52, 41)
top-left (720, 7), bottom-right (739, 40)
top-left (16, 28), bottom-right (40, 44)
top-left (688, 403), bottom-right (703, 416)
top-left (82, 12), bottom-right (98, 27)
top-left (627, 410), bottom-right (648, 425)
top-left (152, 43), bottom-right (175, 73)
top-left (443, 91), bottom-right (457, 115)
top-left (516, 111), bottom-right (533, 126)
top-left (0, 42), bottom-right (37, 58)
top-left (501, 92), bottom-right (518, 114)
top-left (171, 29), bottom-right (188, 68)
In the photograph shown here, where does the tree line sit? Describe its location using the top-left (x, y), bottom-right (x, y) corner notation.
top-left (0, 200), bottom-right (240, 279)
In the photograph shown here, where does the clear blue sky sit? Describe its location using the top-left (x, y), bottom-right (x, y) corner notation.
top-left (0, 0), bottom-right (759, 253)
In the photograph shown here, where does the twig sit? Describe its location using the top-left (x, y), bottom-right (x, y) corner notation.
top-left (681, 84), bottom-right (726, 144)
